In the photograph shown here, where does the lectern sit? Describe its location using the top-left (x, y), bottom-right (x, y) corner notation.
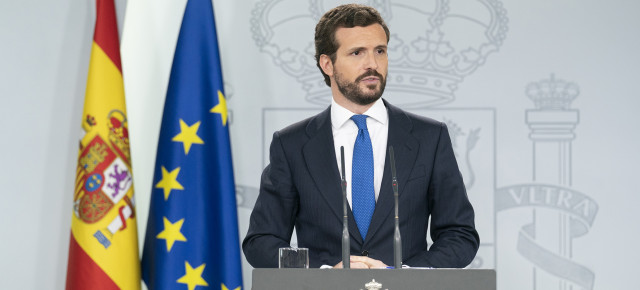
top-left (252, 268), bottom-right (496, 290)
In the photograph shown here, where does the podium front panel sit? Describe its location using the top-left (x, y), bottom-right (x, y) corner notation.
top-left (252, 268), bottom-right (496, 290)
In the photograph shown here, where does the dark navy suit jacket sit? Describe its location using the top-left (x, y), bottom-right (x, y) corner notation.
top-left (243, 100), bottom-right (479, 268)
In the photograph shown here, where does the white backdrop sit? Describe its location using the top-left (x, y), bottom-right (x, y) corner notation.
top-left (1, 0), bottom-right (639, 289)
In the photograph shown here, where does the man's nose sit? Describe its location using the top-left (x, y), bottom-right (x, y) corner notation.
top-left (363, 51), bottom-right (378, 71)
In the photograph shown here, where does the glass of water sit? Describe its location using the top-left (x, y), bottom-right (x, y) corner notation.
top-left (278, 247), bottom-right (309, 268)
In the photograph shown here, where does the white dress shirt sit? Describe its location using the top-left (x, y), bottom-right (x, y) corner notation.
top-left (331, 98), bottom-right (389, 207)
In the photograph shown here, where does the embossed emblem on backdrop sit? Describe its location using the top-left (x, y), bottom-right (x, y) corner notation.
top-left (250, 0), bottom-right (508, 107)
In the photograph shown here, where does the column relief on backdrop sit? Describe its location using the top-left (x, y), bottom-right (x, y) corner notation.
top-left (496, 75), bottom-right (598, 290)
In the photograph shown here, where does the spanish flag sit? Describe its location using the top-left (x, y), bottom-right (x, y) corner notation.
top-left (65, 0), bottom-right (140, 289)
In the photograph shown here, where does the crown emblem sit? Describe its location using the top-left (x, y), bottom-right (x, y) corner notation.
top-left (526, 74), bottom-right (579, 110)
top-left (364, 279), bottom-right (384, 290)
top-left (251, 0), bottom-right (508, 107)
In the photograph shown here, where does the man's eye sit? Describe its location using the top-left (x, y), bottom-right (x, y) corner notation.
top-left (377, 49), bottom-right (386, 54)
top-left (352, 51), bottom-right (360, 56)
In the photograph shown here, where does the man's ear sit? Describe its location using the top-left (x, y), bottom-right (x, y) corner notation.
top-left (319, 54), bottom-right (334, 77)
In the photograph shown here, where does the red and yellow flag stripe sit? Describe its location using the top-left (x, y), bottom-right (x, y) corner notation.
top-left (66, 0), bottom-right (140, 289)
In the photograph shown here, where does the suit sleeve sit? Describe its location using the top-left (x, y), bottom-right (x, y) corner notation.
top-left (242, 131), bottom-right (299, 268)
top-left (404, 122), bottom-right (480, 268)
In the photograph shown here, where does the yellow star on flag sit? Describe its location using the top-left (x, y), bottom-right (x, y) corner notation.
top-left (222, 283), bottom-right (241, 290)
top-left (155, 166), bottom-right (184, 200)
top-left (177, 262), bottom-right (208, 290)
top-left (172, 119), bottom-right (204, 155)
top-left (156, 217), bottom-right (187, 252)
top-left (210, 90), bottom-right (228, 126)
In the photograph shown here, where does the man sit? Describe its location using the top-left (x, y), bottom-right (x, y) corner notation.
top-left (243, 4), bottom-right (479, 269)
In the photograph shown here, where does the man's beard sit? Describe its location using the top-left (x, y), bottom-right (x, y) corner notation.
top-left (334, 69), bottom-right (387, 106)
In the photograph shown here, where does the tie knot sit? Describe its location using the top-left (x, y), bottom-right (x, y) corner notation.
top-left (351, 115), bottom-right (369, 130)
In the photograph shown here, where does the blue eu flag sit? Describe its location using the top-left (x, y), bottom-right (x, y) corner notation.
top-left (142, 0), bottom-right (243, 289)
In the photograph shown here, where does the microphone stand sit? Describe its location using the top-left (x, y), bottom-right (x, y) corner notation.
top-left (340, 146), bottom-right (350, 268)
top-left (389, 146), bottom-right (402, 269)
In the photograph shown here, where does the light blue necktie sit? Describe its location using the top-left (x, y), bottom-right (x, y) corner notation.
top-left (351, 114), bottom-right (375, 241)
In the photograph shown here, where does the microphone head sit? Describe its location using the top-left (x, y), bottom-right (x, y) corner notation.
top-left (340, 146), bottom-right (346, 179)
top-left (389, 146), bottom-right (397, 179)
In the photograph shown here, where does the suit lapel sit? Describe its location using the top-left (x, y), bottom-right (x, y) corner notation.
top-left (364, 101), bottom-right (418, 243)
top-left (302, 107), bottom-right (363, 243)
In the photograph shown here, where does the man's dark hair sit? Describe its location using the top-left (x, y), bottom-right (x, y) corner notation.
top-left (314, 4), bottom-right (390, 87)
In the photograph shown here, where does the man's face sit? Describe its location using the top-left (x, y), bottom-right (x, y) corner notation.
top-left (331, 24), bottom-right (388, 106)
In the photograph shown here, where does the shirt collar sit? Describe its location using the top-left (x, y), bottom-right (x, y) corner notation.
top-left (331, 97), bottom-right (388, 129)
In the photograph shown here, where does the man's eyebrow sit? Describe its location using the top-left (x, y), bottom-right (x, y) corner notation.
top-left (346, 45), bottom-right (387, 52)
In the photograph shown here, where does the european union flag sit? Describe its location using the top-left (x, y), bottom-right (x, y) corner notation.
top-left (142, 0), bottom-right (243, 289)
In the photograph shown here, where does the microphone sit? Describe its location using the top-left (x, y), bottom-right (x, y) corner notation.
top-left (389, 146), bottom-right (402, 269)
top-left (340, 146), bottom-right (350, 268)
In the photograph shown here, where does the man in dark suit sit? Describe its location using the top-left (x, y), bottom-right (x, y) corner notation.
top-left (243, 4), bottom-right (479, 269)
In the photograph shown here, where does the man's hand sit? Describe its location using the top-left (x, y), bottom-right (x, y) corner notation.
top-left (333, 255), bottom-right (388, 269)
